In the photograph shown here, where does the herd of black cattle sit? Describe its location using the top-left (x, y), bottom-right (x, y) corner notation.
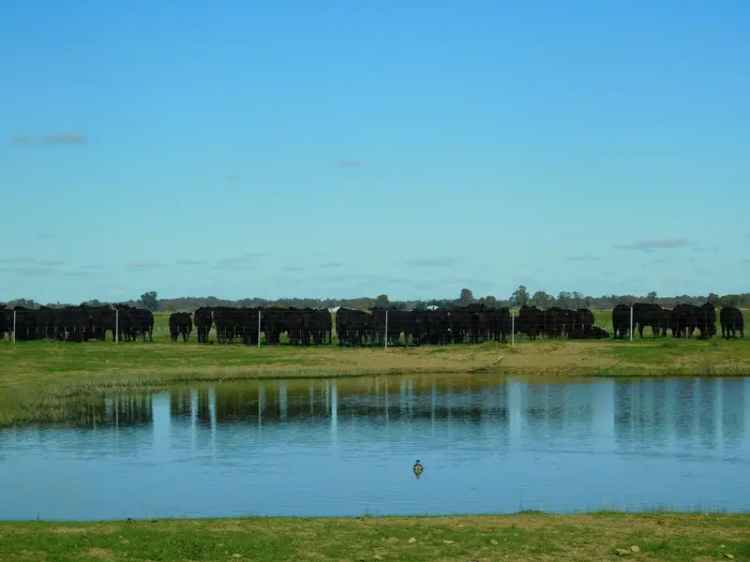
top-left (0, 302), bottom-right (744, 345)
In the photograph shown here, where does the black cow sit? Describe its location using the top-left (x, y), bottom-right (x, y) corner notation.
top-left (336, 308), bottom-right (371, 346)
top-left (518, 305), bottom-right (543, 340)
top-left (720, 307), bottom-right (744, 339)
top-left (12, 306), bottom-right (38, 341)
top-left (261, 307), bottom-right (289, 345)
top-left (492, 307), bottom-right (512, 343)
top-left (116, 306), bottom-right (153, 342)
top-left (543, 307), bottom-right (577, 338)
top-left (87, 306), bottom-right (117, 341)
top-left (612, 304), bottom-right (632, 339)
top-left (573, 308), bottom-right (595, 337)
top-left (169, 312), bottom-right (193, 342)
top-left (213, 307), bottom-right (242, 344)
top-left (633, 303), bottom-right (671, 337)
top-left (311, 309), bottom-right (332, 344)
top-left (412, 310), bottom-right (450, 345)
top-left (194, 307), bottom-right (213, 343)
top-left (0, 305), bottom-right (10, 340)
top-left (590, 326), bottom-right (610, 339)
top-left (370, 308), bottom-right (417, 346)
top-left (697, 303), bottom-right (717, 339)
top-left (672, 303), bottom-right (715, 339)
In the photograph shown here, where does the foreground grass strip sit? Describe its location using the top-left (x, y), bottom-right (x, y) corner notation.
top-left (0, 513), bottom-right (749, 561)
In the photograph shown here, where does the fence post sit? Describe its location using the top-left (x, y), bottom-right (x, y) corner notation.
top-left (511, 312), bottom-right (515, 346)
top-left (629, 305), bottom-right (634, 342)
top-left (115, 307), bottom-right (119, 344)
top-left (12, 310), bottom-right (16, 345)
top-left (258, 309), bottom-right (262, 349)
top-left (384, 309), bottom-right (388, 350)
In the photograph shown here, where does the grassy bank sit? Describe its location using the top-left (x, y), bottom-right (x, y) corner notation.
top-left (1, 311), bottom-right (749, 426)
top-left (0, 513), bottom-right (748, 561)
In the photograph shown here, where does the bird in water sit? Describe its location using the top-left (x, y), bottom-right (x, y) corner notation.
top-left (413, 459), bottom-right (424, 478)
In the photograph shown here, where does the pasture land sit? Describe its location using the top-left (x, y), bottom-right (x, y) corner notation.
top-left (0, 513), bottom-right (748, 561)
top-left (1, 311), bottom-right (749, 426)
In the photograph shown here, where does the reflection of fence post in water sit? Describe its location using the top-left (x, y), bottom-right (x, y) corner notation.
top-left (330, 381), bottom-right (338, 442)
top-left (279, 382), bottom-right (288, 420)
top-left (257, 384), bottom-right (265, 429)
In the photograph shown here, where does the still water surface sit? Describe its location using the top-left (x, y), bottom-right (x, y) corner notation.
top-left (1, 375), bottom-right (748, 520)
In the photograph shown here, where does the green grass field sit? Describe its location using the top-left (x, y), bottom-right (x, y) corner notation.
top-left (1, 310), bottom-right (749, 426)
top-left (0, 513), bottom-right (748, 562)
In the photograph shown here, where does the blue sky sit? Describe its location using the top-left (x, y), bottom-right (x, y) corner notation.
top-left (1, 1), bottom-right (748, 303)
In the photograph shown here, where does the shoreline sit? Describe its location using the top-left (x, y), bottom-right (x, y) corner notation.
top-left (2, 338), bottom-right (750, 426)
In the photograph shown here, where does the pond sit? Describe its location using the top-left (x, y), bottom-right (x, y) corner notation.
top-left (1, 375), bottom-right (748, 520)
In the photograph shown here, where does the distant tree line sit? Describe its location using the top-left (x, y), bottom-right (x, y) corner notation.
top-left (4, 287), bottom-right (750, 312)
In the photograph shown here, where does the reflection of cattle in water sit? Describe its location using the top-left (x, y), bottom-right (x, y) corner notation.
top-left (720, 307), bottom-right (744, 339)
top-left (169, 312), bottom-right (193, 342)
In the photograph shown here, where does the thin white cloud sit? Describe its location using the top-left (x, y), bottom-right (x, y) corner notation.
top-left (215, 253), bottom-right (265, 269)
top-left (566, 255), bottom-right (601, 262)
top-left (0, 257), bottom-right (64, 266)
top-left (405, 257), bottom-right (460, 268)
top-left (0, 265), bottom-right (59, 277)
top-left (614, 238), bottom-right (690, 251)
top-left (11, 132), bottom-right (87, 145)
top-left (126, 262), bottom-right (166, 271)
